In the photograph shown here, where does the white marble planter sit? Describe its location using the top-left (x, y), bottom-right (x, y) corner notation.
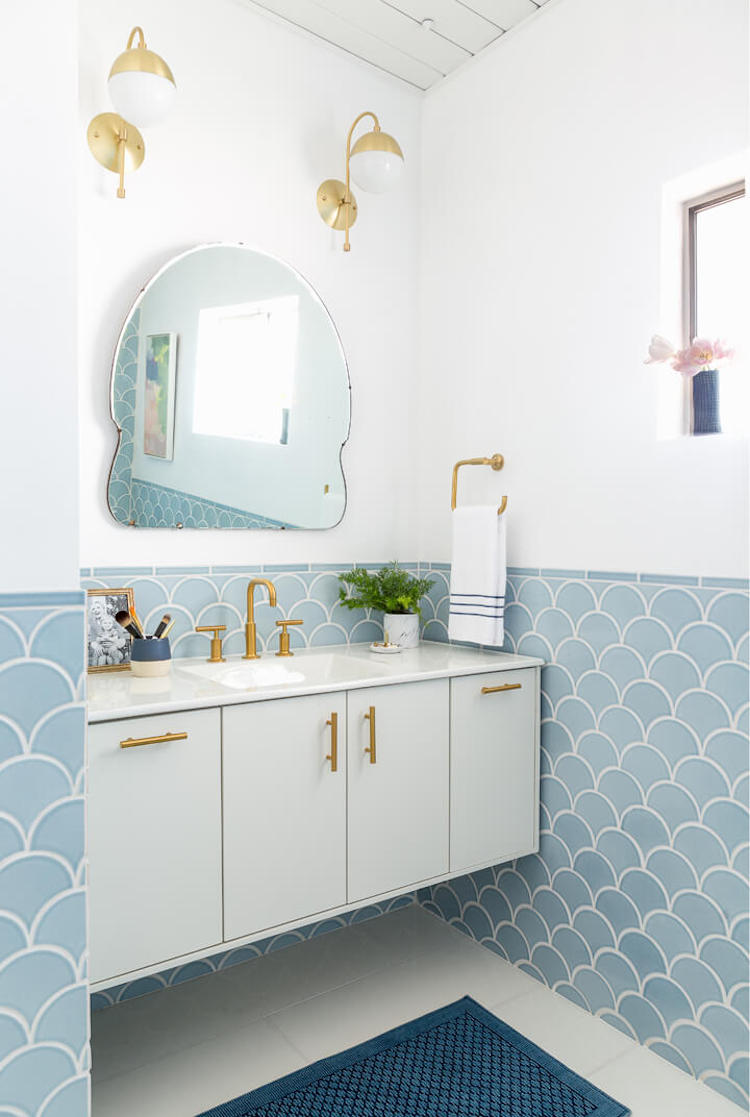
top-left (383, 612), bottom-right (419, 648)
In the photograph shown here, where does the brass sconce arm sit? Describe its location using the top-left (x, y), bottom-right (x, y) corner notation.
top-left (317, 109), bottom-right (403, 253)
top-left (341, 111), bottom-right (380, 253)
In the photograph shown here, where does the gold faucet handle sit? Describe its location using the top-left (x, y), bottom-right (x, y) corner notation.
top-left (195, 625), bottom-right (227, 663)
top-left (274, 619), bottom-right (303, 657)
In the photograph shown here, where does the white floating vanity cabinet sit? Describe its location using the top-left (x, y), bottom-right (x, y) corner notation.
top-left (87, 649), bottom-right (541, 990)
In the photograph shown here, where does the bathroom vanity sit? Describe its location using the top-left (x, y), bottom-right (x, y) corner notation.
top-left (87, 643), bottom-right (542, 990)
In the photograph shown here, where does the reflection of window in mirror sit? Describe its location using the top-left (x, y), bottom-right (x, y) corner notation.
top-left (193, 296), bottom-right (299, 444)
top-left (686, 184), bottom-right (748, 435)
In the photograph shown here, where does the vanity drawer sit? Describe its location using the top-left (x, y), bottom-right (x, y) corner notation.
top-left (450, 668), bottom-right (539, 873)
top-left (87, 709), bottom-right (222, 984)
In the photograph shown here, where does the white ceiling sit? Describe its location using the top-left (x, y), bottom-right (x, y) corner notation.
top-left (246, 0), bottom-right (554, 90)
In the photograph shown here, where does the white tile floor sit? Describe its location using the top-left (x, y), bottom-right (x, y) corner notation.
top-left (91, 906), bottom-right (741, 1116)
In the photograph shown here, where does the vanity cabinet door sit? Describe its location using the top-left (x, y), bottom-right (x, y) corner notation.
top-left (450, 668), bottom-right (539, 874)
top-left (88, 709), bottom-right (222, 984)
top-left (347, 680), bottom-right (449, 902)
top-left (222, 693), bottom-right (347, 941)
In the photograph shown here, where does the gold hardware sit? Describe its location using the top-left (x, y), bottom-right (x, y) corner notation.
top-left (274, 619), bottom-right (304, 657)
top-left (120, 731), bottom-right (188, 748)
top-left (326, 712), bottom-right (338, 772)
top-left (86, 26), bottom-right (175, 198)
top-left (316, 110), bottom-right (404, 252)
top-left (109, 26), bottom-right (176, 84)
top-left (195, 625), bottom-right (227, 663)
top-left (481, 683), bottom-right (522, 694)
top-left (451, 455), bottom-right (508, 516)
top-left (364, 706), bottom-right (377, 763)
top-left (87, 114), bottom-right (145, 199)
top-left (243, 579), bottom-right (277, 659)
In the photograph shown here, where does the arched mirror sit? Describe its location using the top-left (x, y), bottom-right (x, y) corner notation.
top-left (107, 244), bottom-right (350, 529)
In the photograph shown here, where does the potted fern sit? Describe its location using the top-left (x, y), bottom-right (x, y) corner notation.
top-left (338, 562), bottom-right (434, 648)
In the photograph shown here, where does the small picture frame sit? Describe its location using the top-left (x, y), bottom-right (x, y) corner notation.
top-left (144, 332), bottom-right (177, 460)
top-left (87, 588), bottom-right (136, 673)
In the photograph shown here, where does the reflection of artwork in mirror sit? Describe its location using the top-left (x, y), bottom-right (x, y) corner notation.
top-left (144, 333), bottom-right (177, 460)
top-left (107, 244), bottom-right (350, 530)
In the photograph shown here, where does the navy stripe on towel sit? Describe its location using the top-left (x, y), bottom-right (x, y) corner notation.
top-left (450, 601), bottom-right (504, 612)
top-left (449, 592), bottom-right (505, 600)
top-left (450, 611), bottom-right (504, 620)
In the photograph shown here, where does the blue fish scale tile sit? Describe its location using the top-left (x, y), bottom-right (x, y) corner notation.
top-left (418, 566), bottom-right (749, 1109)
top-left (0, 595), bottom-right (88, 1115)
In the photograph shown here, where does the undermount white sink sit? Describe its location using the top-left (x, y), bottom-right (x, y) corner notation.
top-left (176, 651), bottom-right (389, 691)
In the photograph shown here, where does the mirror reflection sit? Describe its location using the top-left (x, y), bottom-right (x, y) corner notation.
top-left (108, 244), bottom-right (350, 529)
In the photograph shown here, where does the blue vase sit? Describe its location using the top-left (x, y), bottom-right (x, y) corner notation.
top-left (692, 369), bottom-right (721, 435)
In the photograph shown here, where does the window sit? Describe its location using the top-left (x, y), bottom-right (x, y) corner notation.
top-left (685, 183), bottom-right (748, 434)
top-left (193, 296), bottom-right (299, 444)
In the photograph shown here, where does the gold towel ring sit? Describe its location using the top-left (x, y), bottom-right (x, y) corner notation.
top-left (451, 454), bottom-right (508, 516)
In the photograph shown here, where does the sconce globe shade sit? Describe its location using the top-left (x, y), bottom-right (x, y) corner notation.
top-left (108, 46), bottom-right (176, 127)
top-left (349, 130), bottom-right (404, 194)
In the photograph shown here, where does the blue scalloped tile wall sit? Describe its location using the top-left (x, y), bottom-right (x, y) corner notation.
top-left (129, 480), bottom-right (288, 529)
top-left (80, 563), bottom-right (414, 656)
top-left (107, 310), bottom-right (138, 525)
top-left (419, 566), bottom-right (749, 1109)
top-left (0, 592), bottom-right (89, 1116)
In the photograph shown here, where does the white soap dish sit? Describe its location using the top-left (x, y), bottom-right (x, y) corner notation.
top-left (369, 642), bottom-right (402, 654)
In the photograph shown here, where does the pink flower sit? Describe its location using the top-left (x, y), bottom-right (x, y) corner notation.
top-left (670, 338), bottom-right (735, 377)
top-left (644, 335), bottom-right (675, 364)
top-left (712, 339), bottom-right (735, 362)
top-left (645, 333), bottom-right (734, 376)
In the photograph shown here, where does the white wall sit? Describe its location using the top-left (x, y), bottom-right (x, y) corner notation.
top-left (79, 0), bottom-right (422, 566)
top-left (418, 0), bottom-right (749, 576)
top-left (1, 0), bottom-right (79, 591)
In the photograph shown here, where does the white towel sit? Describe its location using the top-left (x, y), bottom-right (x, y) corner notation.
top-left (448, 506), bottom-right (506, 646)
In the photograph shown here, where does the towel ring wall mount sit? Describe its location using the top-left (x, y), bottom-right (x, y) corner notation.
top-left (451, 454), bottom-right (508, 516)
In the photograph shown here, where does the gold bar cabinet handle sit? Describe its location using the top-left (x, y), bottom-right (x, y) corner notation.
top-left (325, 712), bottom-right (338, 773)
top-left (364, 706), bottom-right (376, 764)
top-left (120, 732), bottom-right (188, 749)
top-left (481, 683), bottom-right (522, 695)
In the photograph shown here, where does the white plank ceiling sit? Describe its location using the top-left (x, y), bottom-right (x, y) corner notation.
top-left (246, 0), bottom-right (554, 89)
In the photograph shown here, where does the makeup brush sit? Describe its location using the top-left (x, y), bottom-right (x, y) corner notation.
top-left (131, 604), bottom-right (145, 636)
top-left (152, 614), bottom-right (171, 639)
top-left (115, 611), bottom-right (144, 639)
top-left (160, 618), bottom-right (176, 640)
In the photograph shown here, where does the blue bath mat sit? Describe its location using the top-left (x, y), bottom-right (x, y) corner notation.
top-left (197, 996), bottom-right (630, 1117)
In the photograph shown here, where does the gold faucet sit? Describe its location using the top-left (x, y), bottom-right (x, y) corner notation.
top-left (243, 578), bottom-right (277, 659)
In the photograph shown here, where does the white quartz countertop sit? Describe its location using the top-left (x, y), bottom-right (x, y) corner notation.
top-left (87, 642), bottom-right (543, 723)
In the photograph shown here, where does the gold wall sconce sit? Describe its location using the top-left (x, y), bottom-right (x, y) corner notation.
top-left (317, 111), bottom-right (404, 252)
top-left (87, 26), bottom-right (176, 199)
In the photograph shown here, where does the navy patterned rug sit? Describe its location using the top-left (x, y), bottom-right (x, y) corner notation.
top-left (197, 996), bottom-right (630, 1117)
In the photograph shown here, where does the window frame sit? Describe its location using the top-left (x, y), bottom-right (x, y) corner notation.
top-left (684, 181), bottom-right (745, 343)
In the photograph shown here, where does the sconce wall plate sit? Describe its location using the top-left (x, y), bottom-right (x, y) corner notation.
top-left (87, 113), bottom-right (145, 179)
top-left (317, 179), bottom-right (358, 231)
